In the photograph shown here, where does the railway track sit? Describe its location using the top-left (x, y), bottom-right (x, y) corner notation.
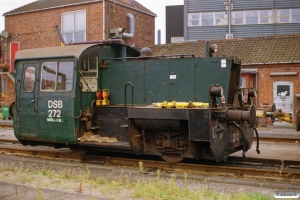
top-left (1, 124), bottom-right (299, 143)
top-left (0, 141), bottom-right (300, 183)
top-left (1, 134), bottom-right (298, 144)
top-left (254, 136), bottom-right (300, 143)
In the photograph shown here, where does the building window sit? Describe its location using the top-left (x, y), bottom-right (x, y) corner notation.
top-left (188, 12), bottom-right (227, 26)
top-left (260, 10), bottom-right (273, 23)
top-left (201, 12), bottom-right (214, 26)
top-left (276, 9), bottom-right (290, 23)
top-left (188, 8), bottom-right (299, 27)
top-left (41, 61), bottom-right (74, 92)
top-left (188, 13), bottom-right (200, 26)
top-left (215, 12), bottom-right (227, 25)
top-left (232, 11), bottom-right (244, 25)
top-left (240, 77), bottom-right (246, 88)
top-left (245, 10), bottom-right (258, 24)
top-left (292, 8), bottom-right (300, 23)
top-left (23, 66), bottom-right (35, 92)
top-left (62, 10), bottom-right (86, 44)
top-left (277, 85), bottom-right (290, 96)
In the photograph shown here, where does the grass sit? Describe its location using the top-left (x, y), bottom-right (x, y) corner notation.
top-left (0, 161), bottom-right (274, 200)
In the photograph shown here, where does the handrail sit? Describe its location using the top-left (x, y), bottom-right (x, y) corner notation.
top-left (124, 82), bottom-right (133, 119)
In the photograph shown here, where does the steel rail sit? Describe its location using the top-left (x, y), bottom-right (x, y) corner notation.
top-left (0, 143), bottom-right (299, 181)
top-left (0, 124), bottom-right (13, 128)
top-left (1, 137), bottom-right (299, 145)
top-left (254, 136), bottom-right (300, 143)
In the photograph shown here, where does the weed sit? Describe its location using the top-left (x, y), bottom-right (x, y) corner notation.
top-left (36, 186), bottom-right (44, 200)
top-left (77, 182), bottom-right (83, 193)
top-left (95, 176), bottom-right (107, 184)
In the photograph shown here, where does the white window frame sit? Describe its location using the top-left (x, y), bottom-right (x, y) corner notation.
top-left (232, 11), bottom-right (244, 25)
top-left (291, 8), bottom-right (300, 23)
top-left (245, 10), bottom-right (258, 24)
top-left (188, 13), bottom-right (200, 26)
top-left (201, 12), bottom-right (214, 26)
top-left (61, 10), bottom-right (86, 44)
top-left (215, 12), bottom-right (228, 25)
top-left (259, 10), bottom-right (273, 24)
top-left (188, 8), bottom-right (299, 26)
top-left (188, 12), bottom-right (228, 26)
top-left (276, 9), bottom-right (290, 23)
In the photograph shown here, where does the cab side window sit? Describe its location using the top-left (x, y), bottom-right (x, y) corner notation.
top-left (23, 66), bottom-right (35, 92)
top-left (41, 61), bottom-right (74, 92)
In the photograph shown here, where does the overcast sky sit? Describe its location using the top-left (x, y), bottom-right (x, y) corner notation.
top-left (0, 0), bottom-right (184, 44)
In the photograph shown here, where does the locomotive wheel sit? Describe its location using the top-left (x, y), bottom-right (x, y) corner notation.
top-left (69, 144), bottom-right (87, 154)
top-left (161, 153), bottom-right (185, 163)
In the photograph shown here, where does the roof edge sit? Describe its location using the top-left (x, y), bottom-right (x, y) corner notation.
top-left (109, 0), bottom-right (157, 17)
top-left (4, 0), bottom-right (102, 16)
top-left (242, 61), bottom-right (300, 65)
top-left (4, 0), bottom-right (157, 17)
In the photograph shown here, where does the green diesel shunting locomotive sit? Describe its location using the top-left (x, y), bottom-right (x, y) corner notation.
top-left (11, 41), bottom-right (261, 162)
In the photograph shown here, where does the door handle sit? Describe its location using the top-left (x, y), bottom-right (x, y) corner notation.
top-left (31, 99), bottom-right (36, 103)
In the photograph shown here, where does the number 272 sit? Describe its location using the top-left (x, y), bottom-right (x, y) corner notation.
top-left (48, 110), bottom-right (61, 118)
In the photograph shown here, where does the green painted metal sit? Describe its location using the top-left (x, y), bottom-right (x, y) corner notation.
top-left (100, 57), bottom-right (236, 106)
top-left (14, 62), bottom-right (39, 138)
top-left (195, 57), bottom-right (233, 103)
top-left (144, 59), bottom-right (170, 104)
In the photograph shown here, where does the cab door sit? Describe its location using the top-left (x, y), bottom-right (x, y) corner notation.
top-left (15, 62), bottom-right (39, 138)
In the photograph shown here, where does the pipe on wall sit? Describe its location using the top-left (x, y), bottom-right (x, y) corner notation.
top-left (123, 13), bottom-right (135, 39)
top-left (103, 0), bottom-right (106, 40)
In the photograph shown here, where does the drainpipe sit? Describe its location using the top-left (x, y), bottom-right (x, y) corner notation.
top-left (228, 0), bottom-right (231, 39)
top-left (103, 0), bottom-right (106, 40)
top-left (123, 13), bottom-right (134, 39)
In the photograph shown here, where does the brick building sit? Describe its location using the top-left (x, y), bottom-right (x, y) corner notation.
top-left (0, 0), bottom-right (156, 107)
top-left (150, 34), bottom-right (300, 123)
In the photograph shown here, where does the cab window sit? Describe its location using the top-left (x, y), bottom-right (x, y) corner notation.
top-left (81, 53), bottom-right (98, 77)
top-left (41, 61), bottom-right (74, 92)
top-left (23, 66), bottom-right (35, 92)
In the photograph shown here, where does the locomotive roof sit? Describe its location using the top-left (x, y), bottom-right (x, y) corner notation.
top-left (15, 44), bottom-right (97, 60)
top-left (15, 43), bottom-right (140, 60)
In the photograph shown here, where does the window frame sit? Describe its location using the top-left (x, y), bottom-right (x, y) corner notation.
top-left (245, 10), bottom-right (258, 24)
top-left (291, 8), bottom-right (300, 23)
top-left (188, 8), bottom-right (299, 26)
top-left (61, 9), bottom-right (86, 44)
top-left (260, 10), bottom-right (273, 24)
top-left (276, 9), bottom-right (290, 23)
top-left (40, 59), bottom-right (75, 92)
top-left (188, 13), bottom-right (200, 26)
top-left (231, 11), bottom-right (244, 25)
top-left (23, 66), bottom-right (36, 93)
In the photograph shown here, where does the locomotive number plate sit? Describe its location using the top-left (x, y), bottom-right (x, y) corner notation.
top-left (47, 100), bottom-right (64, 122)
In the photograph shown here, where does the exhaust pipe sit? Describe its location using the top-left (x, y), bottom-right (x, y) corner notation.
top-left (123, 13), bottom-right (135, 39)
